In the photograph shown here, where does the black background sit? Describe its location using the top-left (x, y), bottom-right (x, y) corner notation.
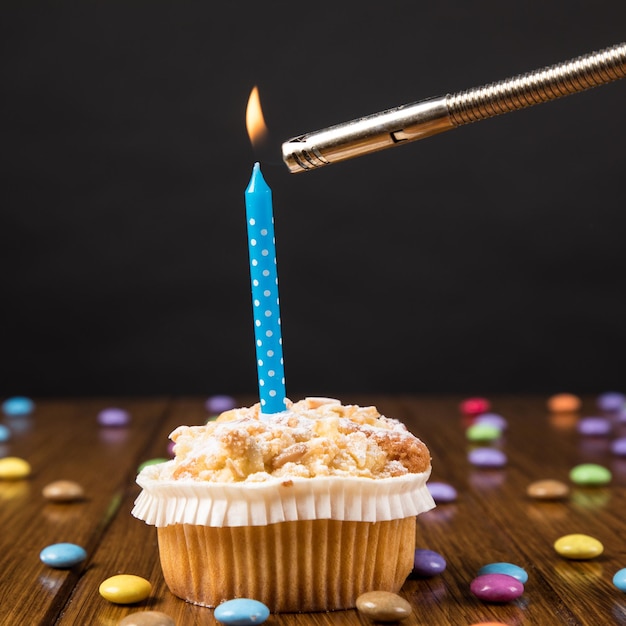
top-left (1, 2), bottom-right (625, 399)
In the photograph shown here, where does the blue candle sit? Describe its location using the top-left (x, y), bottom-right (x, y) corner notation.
top-left (245, 162), bottom-right (287, 415)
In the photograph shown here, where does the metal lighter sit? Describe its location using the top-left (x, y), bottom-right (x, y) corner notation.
top-left (282, 42), bottom-right (626, 173)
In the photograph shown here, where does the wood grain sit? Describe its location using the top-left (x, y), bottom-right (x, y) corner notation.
top-left (2, 395), bottom-right (625, 625)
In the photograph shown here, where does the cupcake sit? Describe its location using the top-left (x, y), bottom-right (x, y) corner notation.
top-left (132, 397), bottom-right (434, 612)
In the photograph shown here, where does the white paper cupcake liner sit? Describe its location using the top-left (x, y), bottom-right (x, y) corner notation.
top-left (132, 463), bottom-right (435, 528)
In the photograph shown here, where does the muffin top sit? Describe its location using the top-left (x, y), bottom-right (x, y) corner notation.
top-left (161, 397), bottom-right (431, 483)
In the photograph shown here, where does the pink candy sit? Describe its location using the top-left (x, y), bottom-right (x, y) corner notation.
top-left (470, 573), bottom-right (524, 602)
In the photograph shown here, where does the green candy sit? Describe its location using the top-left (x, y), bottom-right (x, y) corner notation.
top-left (137, 457), bottom-right (169, 473)
top-left (466, 423), bottom-right (501, 442)
top-left (569, 463), bottom-right (611, 486)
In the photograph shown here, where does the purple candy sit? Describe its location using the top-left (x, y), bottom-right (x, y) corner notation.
top-left (475, 413), bottom-right (508, 431)
top-left (597, 391), bottom-right (625, 413)
top-left (470, 573), bottom-right (524, 603)
top-left (427, 481), bottom-right (458, 503)
top-left (611, 437), bottom-right (626, 456)
top-left (413, 549), bottom-right (447, 577)
top-left (577, 416), bottom-right (612, 436)
top-left (205, 395), bottom-right (237, 414)
top-left (468, 447), bottom-right (507, 468)
top-left (97, 407), bottom-right (130, 427)
top-left (167, 440), bottom-right (176, 457)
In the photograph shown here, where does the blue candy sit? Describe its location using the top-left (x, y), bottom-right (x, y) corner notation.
top-left (0, 424), bottom-right (11, 442)
top-left (427, 481), bottom-right (458, 503)
top-left (40, 543), bottom-right (87, 569)
top-left (597, 391), bottom-right (625, 413)
top-left (214, 599), bottom-right (270, 625)
top-left (205, 395), bottom-right (237, 414)
top-left (413, 549), bottom-right (447, 577)
top-left (468, 447), bottom-right (507, 468)
top-left (475, 413), bottom-right (508, 430)
top-left (612, 438), bottom-right (626, 456)
top-left (613, 568), bottom-right (626, 592)
top-left (478, 562), bottom-right (528, 584)
top-left (2, 396), bottom-right (34, 417)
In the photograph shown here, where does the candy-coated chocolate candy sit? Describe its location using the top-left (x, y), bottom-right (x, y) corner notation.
top-left (97, 407), bottom-right (131, 427)
top-left (356, 591), bottom-right (412, 622)
top-left (477, 562), bottom-right (528, 584)
top-left (460, 397), bottom-right (491, 417)
top-left (40, 543), bottom-right (87, 568)
top-left (569, 463), bottom-right (611, 486)
top-left (612, 437), bottom-right (626, 456)
top-left (468, 447), bottom-right (507, 468)
top-left (597, 391), bottom-right (625, 412)
top-left (42, 480), bottom-right (85, 502)
top-left (413, 549), bottom-right (447, 577)
top-left (205, 395), bottom-right (237, 414)
top-left (427, 481), bottom-right (458, 503)
top-left (577, 417), bottom-right (611, 436)
top-left (613, 568), bottom-right (626, 592)
top-left (547, 393), bottom-right (581, 413)
top-left (2, 396), bottom-right (34, 416)
top-left (470, 573), bottom-right (524, 602)
top-left (0, 456), bottom-right (31, 479)
top-left (0, 424), bottom-right (11, 442)
top-left (118, 611), bottom-right (176, 626)
top-left (466, 423), bottom-right (502, 442)
top-left (469, 623), bottom-right (510, 626)
top-left (526, 479), bottom-right (569, 500)
top-left (554, 534), bottom-right (604, 559)
top-left (474, 413), bottom-right (508, 430)
top-left (214, 598), bottom-right (270, 625)
top-left (99, 574), bottom-right (151, 604)
top-left (137, 458), bottom-right (168, 473)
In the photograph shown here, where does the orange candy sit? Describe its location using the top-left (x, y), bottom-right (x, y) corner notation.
top-left (547, 393), bottom-right (581, 413)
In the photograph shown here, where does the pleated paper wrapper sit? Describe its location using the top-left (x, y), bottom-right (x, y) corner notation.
top-left (132, 462), bottom-right (435, 528)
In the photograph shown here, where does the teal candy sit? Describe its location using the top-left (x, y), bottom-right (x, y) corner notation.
top-left (478, 562), bottom-right (529, 584)
top-left (2, 396), bottom-right (34, 417)
top-left (569, 463), bottom-right (612, 486)
top-left (613, 568), bottom-right (626, 592)
top-left (40, 543), bottom-right (87, 568)
top-left (214, 598), bottom-right (270, 625)
top-left (0, 424), bottom-right (11, 442)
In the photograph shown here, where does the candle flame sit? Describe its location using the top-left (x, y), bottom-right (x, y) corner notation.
top-left (246, 85), bottom-right (268, 148)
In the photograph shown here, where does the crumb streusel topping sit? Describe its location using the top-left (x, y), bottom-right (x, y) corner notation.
top-left (162, 397), bottom-right (431, 483)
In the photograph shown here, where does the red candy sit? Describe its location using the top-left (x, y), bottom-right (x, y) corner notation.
top-left (460, 397), bottom-right (491, 417)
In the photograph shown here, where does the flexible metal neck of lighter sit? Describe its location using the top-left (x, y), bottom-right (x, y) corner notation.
top-left (282, 42), bottom-right (626, 173)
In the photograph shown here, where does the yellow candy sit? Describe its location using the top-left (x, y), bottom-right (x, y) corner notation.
top-left (0, 456), bottom-right (31, 480)
top-left (99, 574), bottom-right (151, 604)
top-left (554, 533), bottom-right (604, 560)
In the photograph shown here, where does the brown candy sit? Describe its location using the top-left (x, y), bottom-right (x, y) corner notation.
top-left (356, 590), bottom-right (412, 622)
top-left (118, 610), bottom-right (175, 626)
top-left (42, 480), bottom-right (85, 502)
top-left (526, 479), bottom-right (570, 500)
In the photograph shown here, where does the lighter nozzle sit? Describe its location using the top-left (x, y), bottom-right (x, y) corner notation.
top-left (282, 97), bottom-right (453, 173)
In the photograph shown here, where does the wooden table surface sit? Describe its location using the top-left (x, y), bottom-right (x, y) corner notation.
top-left (1, 394), bottom-right (625, 626)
